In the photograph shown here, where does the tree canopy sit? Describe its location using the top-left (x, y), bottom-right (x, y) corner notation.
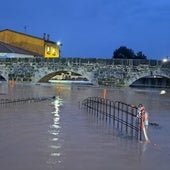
top-left (136, 51), bottom-right (147, 59)
top-left (113, 46), bottom-right (147, 59)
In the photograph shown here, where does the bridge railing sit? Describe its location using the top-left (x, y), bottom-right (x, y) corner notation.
top-left (82, 97), bottom-right (143, 141)
top-left (0, 57), bottom-right (169, 67)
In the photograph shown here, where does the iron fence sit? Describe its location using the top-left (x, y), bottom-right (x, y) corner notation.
top-left (0, 96), bottom-right (56, 106)
top-left (82, 97), bottom-right (143, 141)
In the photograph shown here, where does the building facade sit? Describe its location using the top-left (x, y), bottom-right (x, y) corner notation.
top-left (0, 29), bottom-right (60, 58)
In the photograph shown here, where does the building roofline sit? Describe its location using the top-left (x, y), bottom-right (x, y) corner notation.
top-left (0, 29), bottom-right (56, 44)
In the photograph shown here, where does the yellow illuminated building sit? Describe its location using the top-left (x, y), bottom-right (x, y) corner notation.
top-left (0, 29), bottom-right (60, 58)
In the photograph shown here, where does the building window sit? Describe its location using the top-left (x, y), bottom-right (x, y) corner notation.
top-left (46, 45), bottom-right (51, 54)
top-left (52, 48), bottom-right (56, 55)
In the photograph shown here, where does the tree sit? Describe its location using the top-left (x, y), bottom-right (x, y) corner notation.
top-left (136, 51), bottom-right (147, 59)
top-left (112, 46), bottom-right (147, 59)
top-left (113, 46), bottom-right (135, 59)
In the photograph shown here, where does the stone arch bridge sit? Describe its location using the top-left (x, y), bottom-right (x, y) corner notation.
top-left (0, 58), bottom-right (170, 87)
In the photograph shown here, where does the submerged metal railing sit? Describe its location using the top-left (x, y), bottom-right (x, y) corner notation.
top-left (82, 97), bottom-right (143, 141)
top-left (0, 96), bottom-right (56, 106)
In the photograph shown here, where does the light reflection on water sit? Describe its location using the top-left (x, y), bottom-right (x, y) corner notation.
top-left (47, 96), bottom-right (63, 166)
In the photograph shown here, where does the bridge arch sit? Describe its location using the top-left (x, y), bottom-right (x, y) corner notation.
top-left (35, 68), bottom-right (96, 84)
top-left (127, 70), bottom-right (170, 87)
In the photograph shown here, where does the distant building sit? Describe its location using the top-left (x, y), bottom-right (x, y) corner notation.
top-left (0, 29), bottom-right (60, 58)
top-left (0, 41), bottom-right (37, 58)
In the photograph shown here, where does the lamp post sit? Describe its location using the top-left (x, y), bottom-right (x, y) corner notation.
top-left (163, 58), bottom-right (168, 63)
top-left (162, 56), bottom-right (170, 63)
top-left (56, 41), bottom-right (63, 58)
top-left (159, 56), bottom-right (170, 68)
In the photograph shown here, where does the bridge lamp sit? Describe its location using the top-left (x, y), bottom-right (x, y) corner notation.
top-left (162, 56), bottom-right (170, 63)
top-left (56, 41), bottom-right (63, 57)
top-left (163, 58), bottom-right (168, 63)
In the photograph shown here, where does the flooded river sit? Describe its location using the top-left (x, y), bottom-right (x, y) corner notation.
top-left (0, 82), bottom-right (170, 170)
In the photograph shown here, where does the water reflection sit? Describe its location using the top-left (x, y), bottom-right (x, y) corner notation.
top-left (47, 96), bottom-right (63, 166)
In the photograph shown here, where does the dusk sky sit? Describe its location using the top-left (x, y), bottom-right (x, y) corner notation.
top-left (0, 0), bottom-right (170, 60)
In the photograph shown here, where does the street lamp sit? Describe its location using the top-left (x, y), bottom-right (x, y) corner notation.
top-left (162, 56), bottom-right (170, 63)
top-left (56, 41), bottom-right (63, 58)
top-left (57, 41), bottom-right (62, 47)
top-left (163, 58), bottom-right (168, 63)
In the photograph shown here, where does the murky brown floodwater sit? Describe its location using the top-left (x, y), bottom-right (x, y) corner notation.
top-left (0, 82), bottom-right (170, 170)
